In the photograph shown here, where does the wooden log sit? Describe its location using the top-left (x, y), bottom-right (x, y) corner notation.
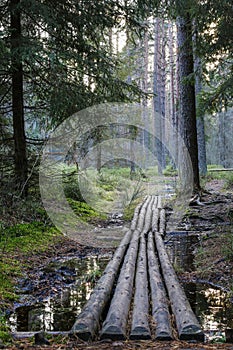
top-left (130, 201), bottom-right (144, 231)
top-left (159, 208), bottom-right (166, 236)
top-left (208, 168), bottom-right (233, 172)
top-left (147, 231), bottom-right (173, 340)
top-left (154, 231), bottom-right (204, 341)
top-left (100, 229), bottom-right (140, 340)
top-left (71, 229), bottom-right (133, 340)
top-left (142, 196), bottom-right (154, 234)
top-left (130, 234), bottom-right (151, 340)
top-left (152, 208), bottom-right (159, 233)
top-left (100, 197), bottom-right (151, 340)
top-left (152, 196), bottom-right (158, 210)
top-left (71, 201), bottom-right (144, 340)
top-left (157, 196), bottom-right (162, 209)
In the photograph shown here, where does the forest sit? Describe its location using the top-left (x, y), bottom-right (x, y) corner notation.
top-left (0, 0), bottom-right (233, 348)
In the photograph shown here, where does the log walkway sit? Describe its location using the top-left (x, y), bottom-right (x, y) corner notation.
top-left (71, 195), bottom-right (204, 342)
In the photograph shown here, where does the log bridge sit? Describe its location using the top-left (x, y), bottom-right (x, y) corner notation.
top-left (71, 195), bottom-right (204, 342)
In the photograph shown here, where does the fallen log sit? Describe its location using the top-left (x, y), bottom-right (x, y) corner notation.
top-left (147, 231), bottom-right (173, 340)
top-left (100, 228), bottom-right (140, 340)
top-left (152, 208), bottom-right (159, 233)
top-left (100, 197), bottom-right (152, 340)
top-left (159, 208), bottom-right (166, 236)
top-left (153, 225), bottom-right (204, 341)
top-left (130, 234), bottom-right (151, 340)
top-left (71, 202), bottom-right (143, 340)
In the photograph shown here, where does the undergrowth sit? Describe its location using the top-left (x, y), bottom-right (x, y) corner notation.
top-left (207, 164), bottom-right (233, 189)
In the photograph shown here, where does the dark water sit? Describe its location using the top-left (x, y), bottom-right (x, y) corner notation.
top-left (166, 231), bottom-right (233, 342)
top-left (9, 234), bottom-right (233, 342)
top-left (9, 255), bottom-right (111, 332)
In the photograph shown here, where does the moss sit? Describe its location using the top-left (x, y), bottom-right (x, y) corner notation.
top-left (0, 222), bottom-right (61, 303)
top-left (0, 222), bottom-right (60, 254)
top-left (0, 314), bottom-right (12, 343)
top-left (67, 198), bottom-right (107, 222)
top-left (0, 258), bottom-right (22, 300)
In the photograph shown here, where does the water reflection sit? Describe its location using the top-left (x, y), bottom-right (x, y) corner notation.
top-left (184, 282), bottom-right (233, 342)
top-left (9, 240), bottom-right (233, 342)
top-left (165, 232), bottom-right (199, 271)
top-left (9, 255), bottom-right (111, 332)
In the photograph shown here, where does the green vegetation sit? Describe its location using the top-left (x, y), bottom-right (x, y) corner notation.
top-left (207, 165), bottom-right (233, 189)
top-left (67, 199), bottom-right (107, 222)
top-left (0, 222), bottom-right (61, 302)
top-left (0, 314), bottom-right (11, 343)
top-left (163, 164), bottom-right (178, 177)
top-left (0, 222), bottom-right (59, 254)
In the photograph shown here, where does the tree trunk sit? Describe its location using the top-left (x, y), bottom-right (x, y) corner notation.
top-left (153, 18), bottom-right (162, 175)
top-left (10, 0), bottom-right (28, 195)
top-left (153, 18), bottom-right (166, 174)
top-left (177, 14), bottom-right (200, 191)
top-left (168, 22), bottom-right (178, 166)
top-left (193, 27), bottom-right (207, 176)
top-left (141, 29), bottom-right (150, 169)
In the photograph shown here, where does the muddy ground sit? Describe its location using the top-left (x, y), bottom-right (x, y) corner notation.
top-left (2, 180), bottom-right (233, 349)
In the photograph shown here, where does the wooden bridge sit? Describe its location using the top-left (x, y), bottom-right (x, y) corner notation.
top-left (71, 195), bottom-right (205, 342)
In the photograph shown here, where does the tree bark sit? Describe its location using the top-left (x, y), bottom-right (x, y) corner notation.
top-left (193, 26), bottom-right (207, 176)
top-left (10, 0), bottom-right (28, 195)
top-left (177, 14), bottom-right (200, 191)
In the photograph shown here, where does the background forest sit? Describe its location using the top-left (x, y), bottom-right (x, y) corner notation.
top-left (0, 0), bottom-right (232, 200)
top-left (0, 0), bottom-right (233, 346)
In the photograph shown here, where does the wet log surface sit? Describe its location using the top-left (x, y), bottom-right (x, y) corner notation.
top-left (72, 195), bottom-right (204, 342)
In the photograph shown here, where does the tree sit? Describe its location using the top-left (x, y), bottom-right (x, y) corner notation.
top-left (1, 0), bottom-right (153, 196)
top-left (10, 0), bottom-right (28, 195)
top-left (176, 8), bottom-right (200, 191)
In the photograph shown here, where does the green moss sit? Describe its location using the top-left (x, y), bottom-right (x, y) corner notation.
top-left (67, 198), bottom-right (107, 222)
top-left (0, 259), bottom-right (22, 299)
top-left (0, 222), bottom-right (60, 254)
top-left (0, 222), bottom-right (61, 303)
top-left (0, 315), bottom-right (12, 343)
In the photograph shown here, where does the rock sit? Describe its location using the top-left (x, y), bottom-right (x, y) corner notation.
top-left (34, 331), bottom-right (50, 345)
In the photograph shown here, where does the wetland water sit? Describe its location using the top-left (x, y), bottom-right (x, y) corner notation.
top-left (9, 233), bottom-right (233, 342)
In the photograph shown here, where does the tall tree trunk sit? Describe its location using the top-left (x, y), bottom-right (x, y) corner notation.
top-left (153, 18), bottom-right (163, 175)
top-left (194, 56), bottom-right (207, 176)
top-left (193, 24), bottom-right (207, 176)
top-left (160, 19), bottom-right (166, 170)
top-left (168, 22), bottom-right (178, 166)
top-left (10, 0), bottom-right (28, 195)
top-left (177, 13), bottom-right (200, 191)
top-left (141, 28), bottom-right (149, 169)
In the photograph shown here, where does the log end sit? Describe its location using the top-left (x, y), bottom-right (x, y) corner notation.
top-left (179, 325), bottom-right (205, 342)
top-left (100, 325), bottom-right (126, 341)
top-left (129, 326), bottom-right (151, 340)
top-left (155, 331), bottom-right (173, 341)
top-left (70, 323), bottom-right (93, 341)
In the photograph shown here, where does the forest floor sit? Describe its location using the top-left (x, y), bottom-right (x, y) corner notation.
top-left (1, 179), bottom-right (233, 349)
